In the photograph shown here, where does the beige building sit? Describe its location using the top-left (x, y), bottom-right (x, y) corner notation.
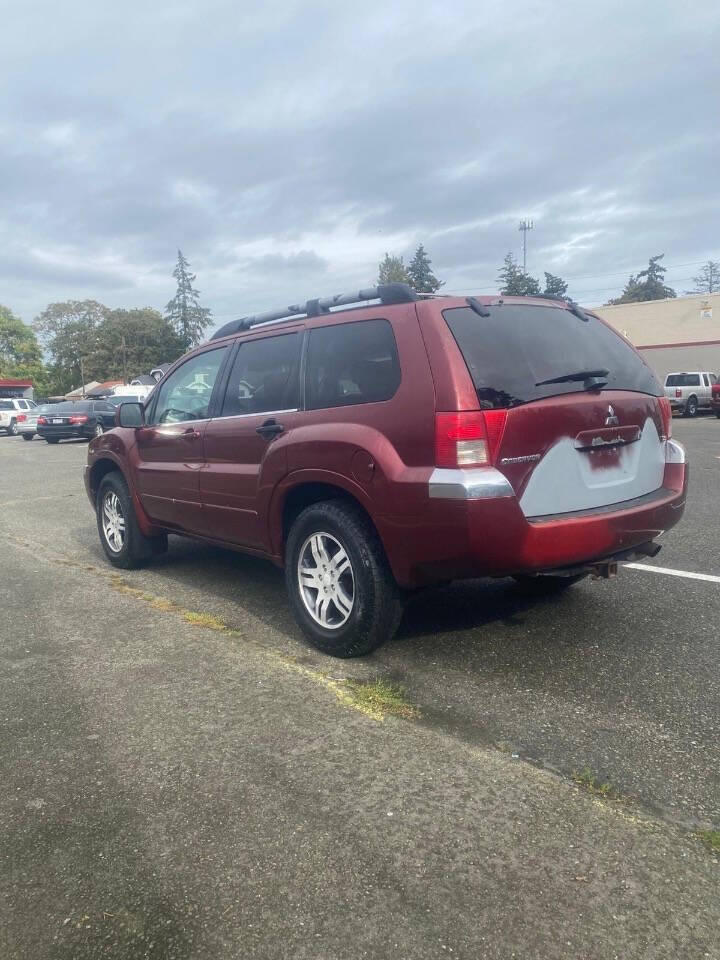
top-left (594, 292), bottom-right (720, 383)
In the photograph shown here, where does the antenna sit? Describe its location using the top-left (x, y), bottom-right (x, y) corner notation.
top-left (518, 219), bottom-right (534, 273)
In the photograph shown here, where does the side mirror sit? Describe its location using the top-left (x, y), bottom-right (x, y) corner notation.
top-left (117, 402), bottom-right (145, 428)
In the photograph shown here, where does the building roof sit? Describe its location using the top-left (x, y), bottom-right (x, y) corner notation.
top-left (0, 378), bottom-right (33, 387)
top-left (85, 380), bottom-right (125, 397)
top-left (595, 292), bottom-right (720, 349)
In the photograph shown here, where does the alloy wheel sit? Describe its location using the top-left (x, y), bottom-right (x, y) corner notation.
top-left (102, 491), bottom-right (126, 553)
top-left (297, 532), bottom-right (355, 629)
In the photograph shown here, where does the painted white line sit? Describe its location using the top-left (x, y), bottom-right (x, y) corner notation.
top-left (624, 562), bottom-right (720, 584)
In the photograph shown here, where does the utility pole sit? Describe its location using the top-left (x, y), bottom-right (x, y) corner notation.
top-left (79, 356), bottom-right (85, 398)
top-left (518, 219), bottom-right (534, 273)
top-left (121, 336), bottom-right (128, 385)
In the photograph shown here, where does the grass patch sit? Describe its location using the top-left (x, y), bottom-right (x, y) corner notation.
top-left (182, 611), bottom-right (227, 631)
top-left (696, 829), bottom-right (720, 854)
top-left (572, 767), bottom-right (620, 800)
top-left (343, 678), bottom-right (418, 721)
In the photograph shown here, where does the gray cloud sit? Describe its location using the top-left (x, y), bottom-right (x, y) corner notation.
top-left (1, 0), bottom-right (718, 326)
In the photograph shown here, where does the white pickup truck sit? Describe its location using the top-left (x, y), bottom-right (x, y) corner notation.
top-left (664, 371), bottom-right (718, 418)
top-left (0, 398), bottom-right (38, 436)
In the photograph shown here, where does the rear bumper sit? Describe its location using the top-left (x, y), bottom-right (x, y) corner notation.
top-left (37, 426), bottom-right (92, 440)
top-left (381, 441), bottom-right (688, 588)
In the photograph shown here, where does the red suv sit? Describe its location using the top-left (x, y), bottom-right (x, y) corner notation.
top-left (85, 284), bottom-right (687, 657)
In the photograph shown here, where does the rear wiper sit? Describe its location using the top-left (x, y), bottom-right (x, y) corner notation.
top-left (536, 368), bottom-right (609, 387)
top-left (467, 296), bottom-right (491, 317)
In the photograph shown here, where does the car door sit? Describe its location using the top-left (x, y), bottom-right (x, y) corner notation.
top-left (201, 331), bottom-right (303, 548)
top-left (93, 401), bottom-right (117, 430)
top-left (702, 373), bottom-right (711, 407)
top-left (134, 346), bottom-right (230, 534)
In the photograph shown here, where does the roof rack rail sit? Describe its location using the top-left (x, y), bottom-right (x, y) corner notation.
top-left (210, 282), bottom-right (417, 341)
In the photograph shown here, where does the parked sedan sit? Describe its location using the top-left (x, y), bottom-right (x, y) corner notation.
top-left (17, 404), bottom-right (52, 440)
top-left (37, 400), bottom-right (118, 443)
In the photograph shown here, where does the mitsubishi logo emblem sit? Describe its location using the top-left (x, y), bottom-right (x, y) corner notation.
top-left (605, 404), bottom-right (619, 427)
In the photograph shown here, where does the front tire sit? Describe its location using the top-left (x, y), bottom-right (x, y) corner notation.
top-left (285, 500), bottom-right (402, 657)
top-left (96, 472), bottom-right (168, 568)
top-left (684, 396), bottom-right (698, 418)
top-left (45, 437), bottom-right (60, 444)
top-left (94, 422), bottom-right (104, 437)
top-left (22, 433), bottom-right (34, 441)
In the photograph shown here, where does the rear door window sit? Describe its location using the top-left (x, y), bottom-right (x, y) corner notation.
top-left (305, 319), bottom-right (400, 410)
top-left (444, 304), bottom-right (661, 408)
top-left (665, 373), bottom-right (701, 387)
top-left (220, 333), bottom-right (300, 417)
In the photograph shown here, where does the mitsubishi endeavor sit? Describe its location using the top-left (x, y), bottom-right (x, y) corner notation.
top-left (84, 284), bottom-right (687, 657)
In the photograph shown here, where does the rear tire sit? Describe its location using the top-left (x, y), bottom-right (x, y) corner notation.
top-left (512, 573), bottom-right (588, 595)
top-left (715, 411), bottom-right (720, 419)
top-left (22, 433), bottom-right (34, 441)
top-left (8, 419), bottom-right (17, 436)
top-left (45, 438), bottom-right (60, 444)
top-left (684, 396), bottom-right (698, 418)
top-left (285, 500), bottom-right (403, 657)
top-left (96, 472), bottom-right (168, 569)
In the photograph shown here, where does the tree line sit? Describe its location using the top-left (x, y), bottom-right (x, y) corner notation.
top-left (0, 251), bottom-right (211, 398)
top-left (3, 243), bottom-right (718, 400)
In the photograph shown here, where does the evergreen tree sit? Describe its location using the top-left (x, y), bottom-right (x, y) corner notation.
top-left (497, 252), bottom-right (541, 296)
top-left (607, 254), bottom-right (676, 304)
top-left (407, 244), bottom-right (443, 293)
top-left (689, 260), bottom-right (720, 294)
top-left (377, 253), bottom-right (411, 285)
top-left (165, 250), bottom-right (212, 350)
top-left (542, 272), bottom-right (568, 299)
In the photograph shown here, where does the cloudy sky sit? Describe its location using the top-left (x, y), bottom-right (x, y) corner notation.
top-left (2, 0), bottom-right (719, 329)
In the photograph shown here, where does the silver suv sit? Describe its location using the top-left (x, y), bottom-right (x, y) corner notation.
top-left (664, 371), bottom-right (717, 417)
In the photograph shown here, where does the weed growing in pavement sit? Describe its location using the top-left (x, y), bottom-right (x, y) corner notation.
top-left (342, 678), bottom-right (419, 721)
top-left (696, 829), bottom-right (720, 854)
top-left (572, 767), bottom-right (623, 800)
top-left (182, 611), bottom-right (227, 631)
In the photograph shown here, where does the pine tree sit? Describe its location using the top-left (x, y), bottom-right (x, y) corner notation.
top-left (497, 253), bottom-right (541, 296)
top-left (607, 254), bottom-right (676, 304)
top-left (377, 253), bottom-right (411, 285)
top-left (407, 244), bottom-right (443, 293)
top-left (689, 260), bottom-right (720, 294)
top-left (542, 272), bottom-right (568, 299)
top-left (165, 250), bottom-right (212, 350)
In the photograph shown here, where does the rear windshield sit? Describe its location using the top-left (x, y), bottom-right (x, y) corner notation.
top-left (47, 401), bottom-right (93, 413)
top-left (665, 373), bottom-right (701, 387)
top-left (443, 304), bottom-right (661, 408)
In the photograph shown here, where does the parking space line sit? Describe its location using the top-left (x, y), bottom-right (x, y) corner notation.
top-left (624, 562), bottom-right (720, 584)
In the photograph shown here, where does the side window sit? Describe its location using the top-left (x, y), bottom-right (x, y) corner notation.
top-left (220, 333), bottom-right (300, 417)
top-left (305, 319), bottom-right (400, 410)
top-left (703, 374), bottom-right (710, 387)
top-left (148, 347), bottom-right (228, 425)
top-left (17, 400), bottom-right (29, 410)
top-left (27, 400), bottom-right (37, 409)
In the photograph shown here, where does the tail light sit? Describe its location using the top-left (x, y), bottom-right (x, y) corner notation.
top-left (657, 396), bottom-right (672, 439)
top-left (69, 414), bottom-right (88, 424)
top-left (37, 416), bottom-right (47, 425)
top-left (16, 414), bottom-right (27, 423)
top-left (675, 388), bottom-right (682, 398)
top-left (435, 410), bottom-right (508, 468)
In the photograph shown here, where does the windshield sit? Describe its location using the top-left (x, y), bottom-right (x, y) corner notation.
top-left (443, 304), bottom-right (661, 408)
top-left (665, 373), bottom-right (701, 387)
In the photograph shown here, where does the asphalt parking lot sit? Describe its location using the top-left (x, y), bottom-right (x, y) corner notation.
top-left (1, 418), bottom-right (718, 959)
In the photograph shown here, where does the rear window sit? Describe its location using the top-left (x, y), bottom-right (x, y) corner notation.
top-left (48, 401), bottom-right (93, 413)
top-left (665, 373), bottom-right (701, 387)
top-left (0, 400), bottom-right (13, 409)
top-left (443, 304), bottom-right (661, 409)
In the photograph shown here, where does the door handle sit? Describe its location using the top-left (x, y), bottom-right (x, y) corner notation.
top-left (181, 427), bottom-right (201, 440)
top-left (256, 419), bottom-right (284, 439)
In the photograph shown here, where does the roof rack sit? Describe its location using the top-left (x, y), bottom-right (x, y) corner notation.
top-left (210, 283), bottom-right (417, 341)
top-left (529, 294), bottom-right (591, 322)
